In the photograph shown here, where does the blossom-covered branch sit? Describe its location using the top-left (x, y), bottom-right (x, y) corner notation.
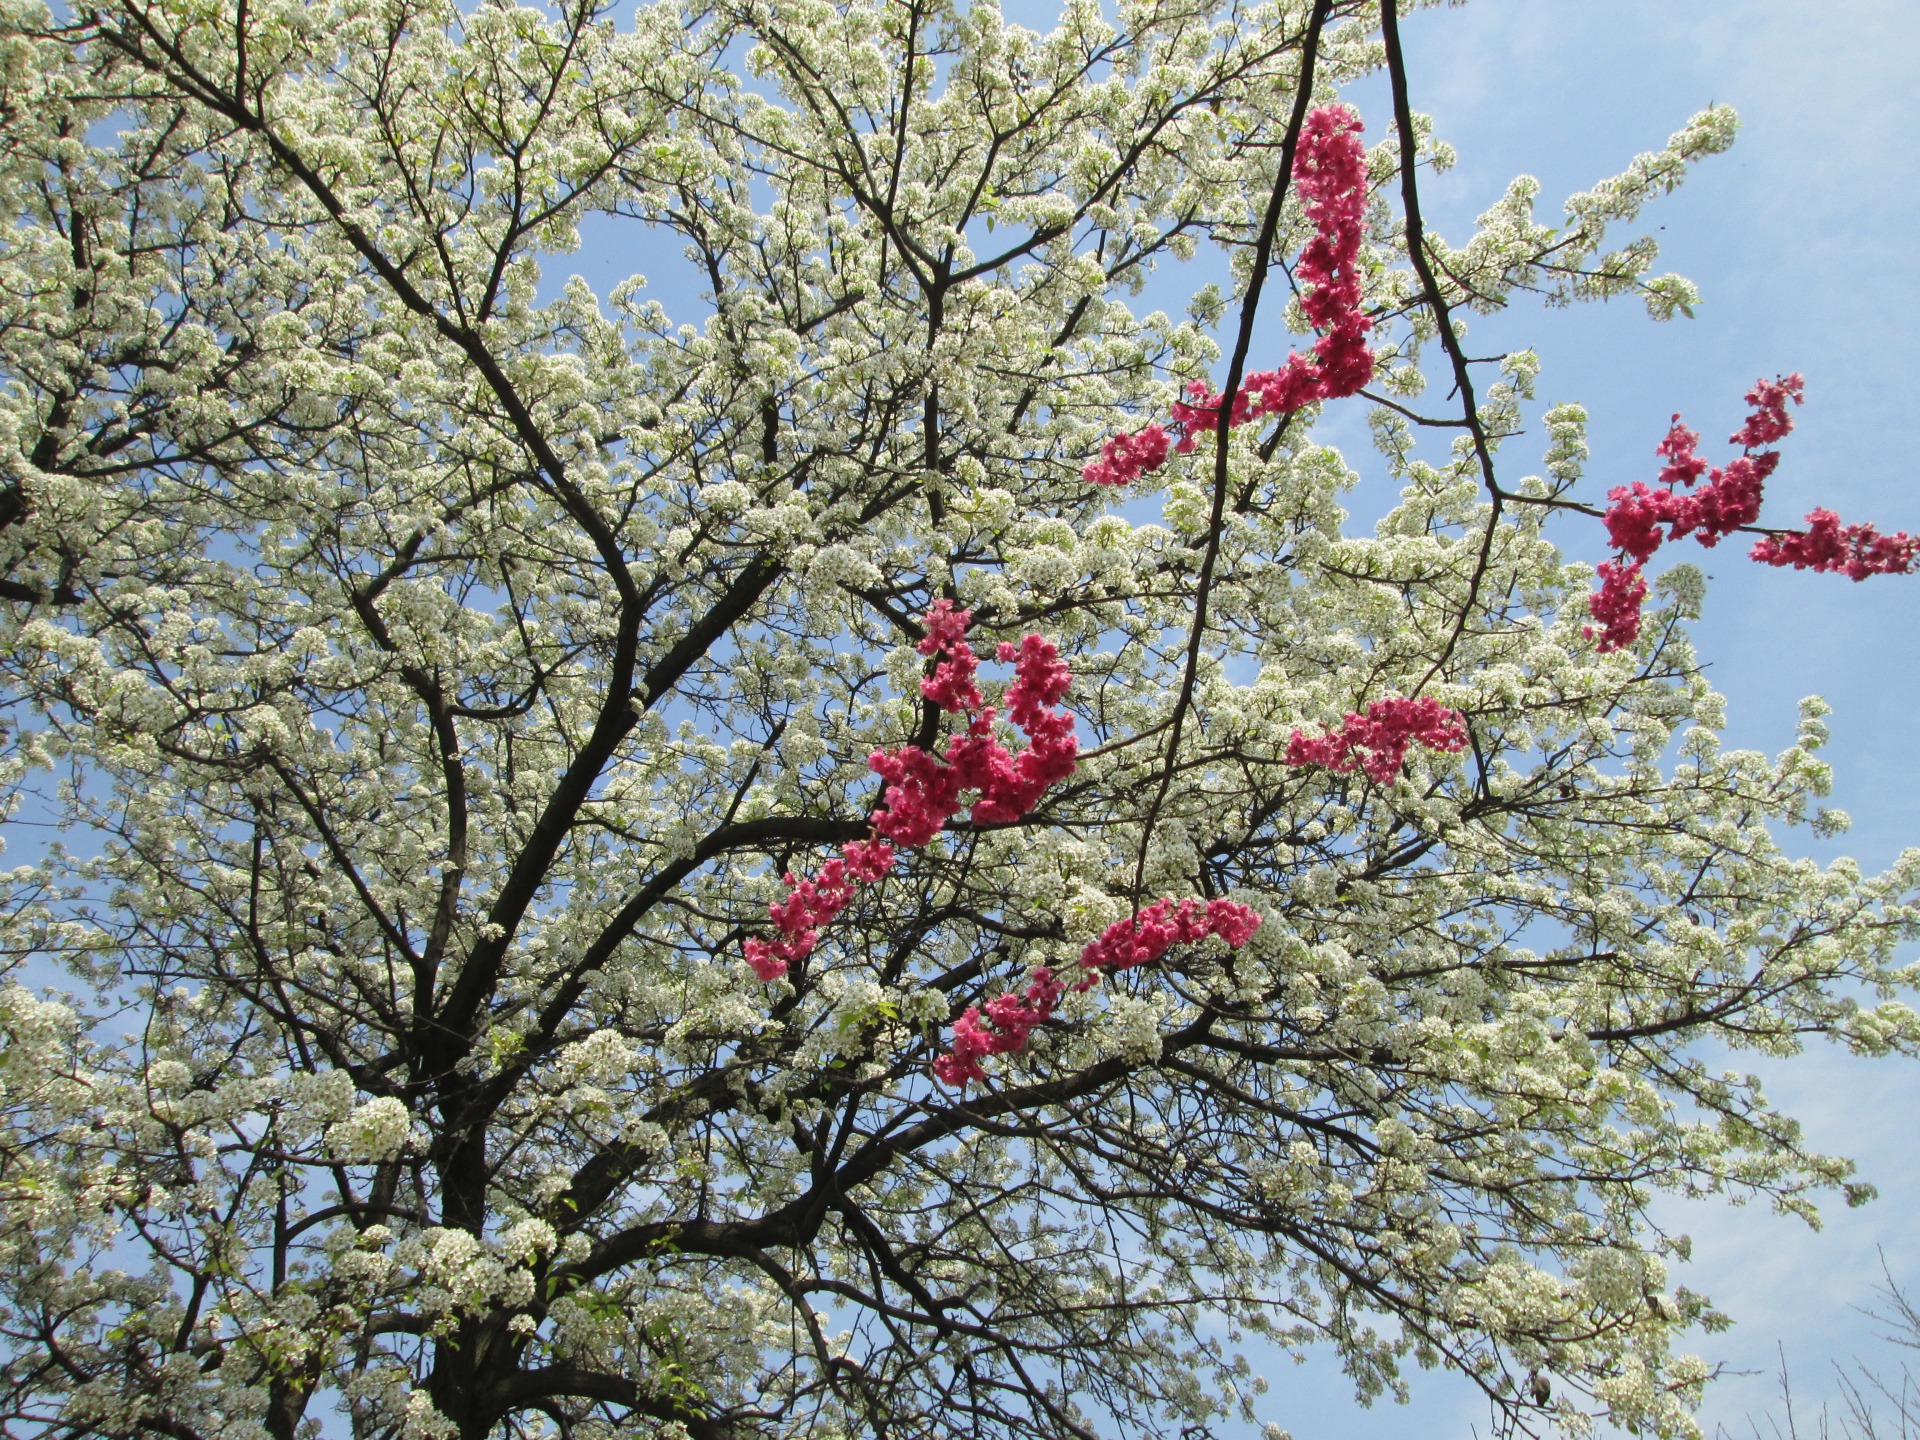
top-left (745, 599), bottom-right (1078, 982)
top-left (1283, 695), bottom-right (1470, 786)
top-left (1082, 104), bottom-right (1376, 487)
top-left (746, 602), bottom-right (1266, 1089)
top-left (1587, 375), bottom-right (1916, 650)
top-left (1750, 509), bottom-right (1920, 580)
top-left (936, 897), bottom-right (1262, 1087)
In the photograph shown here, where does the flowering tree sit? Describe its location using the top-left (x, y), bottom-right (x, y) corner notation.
top-left (2, 0), bottom-right (1918, 1438)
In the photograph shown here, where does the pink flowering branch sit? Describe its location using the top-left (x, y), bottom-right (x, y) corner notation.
top-left (1749, 509), bottom-right (1920, 580)
top-left (744, 599), bottom-right (1078, 983)
top-left (744, 603), bottom-right (1266, 1090)
top-left (1584, 376), bottom-right (1803, 650)
top-left (1583, 375), bottom-right (1916, 652)
top-left (933, 966), bottom-right (1068, 1089)
top-left (934, 897), bottom-right (1263, 1088)
top-left (1584, 559), bottom-right (1650, 655)
top-left (867, 618), bottom-right (1078, 846)
top-left (1283, 695), bottom-right (1469, 786)
top-left (1083, 104), bottom-right (1375, 488)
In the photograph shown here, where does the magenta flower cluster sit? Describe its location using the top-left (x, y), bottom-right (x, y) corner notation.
top-left (936, 897), bottom-right (1263, 1088)
top-left (1749, 509), bottom-right (1920, 580)
top-left (866, 600), bottom-right (1080, 844)
top-left (935, 966), bottom-right (1069, 1089)
top-left (1082, 104), bottom-right (1375, 487)
top-left (1586, 376), bottom-right (1801, 651)
top-left (743, 602), bottom-right (1268, 1088)
top-left (744, 599), bottom-right (1076, 983)
top-left (1587, 376), bottom-right (1917, 652)
top-left (1283, 695), bottom-right (1469, 786)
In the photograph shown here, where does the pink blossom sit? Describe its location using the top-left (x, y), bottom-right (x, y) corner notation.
top-left (919, 597), bottom-right (984, 712)
top-left (746, 604), bottom-right (1080, 983)
top-left (1082, 423), bottom-right (1172, 489)
top-left (1075, 897), bottom-right (1263, 982)
top-left (1584, 559), bottom-right (1649, 653)
top-left (743, 938), bottom-right (792, 982)
top-left (1729, 373), bottom-right (1804, 448)
top-left (1283, 695), bottom-right (1469, 786)
top-left (1683, 452), bottom-right (1775, 547)
top-left (840, 838), bottom-right (896, 882)
top-left (1587, 374), bottom-right (1804, 647)
top-left (1685, 375), bottom-right (1920, 582)
top-left (1601, 482), bottom-right (1680, 564)
top-left (872, 629), bottom-right (1078, 835)
top-left (1655, 417), bottom-right (1708, 489)
top-left (1082, 105), bottom-right (1375, 486)
top-left (934, 898), bottom-right (1263, 1088)
top-left (746, 857), bottom-right (860, 981)
top-left (1601, 450), bottom-right (1779, 565)
top-left (933, 966), bottom-right (1068, 1087)
top-left (1751, 509), bottom-right (1920, 580)
top-left (868, 740), bottom-right (968, 849)
top-left (1583, 371), bottom-right (1915, 637)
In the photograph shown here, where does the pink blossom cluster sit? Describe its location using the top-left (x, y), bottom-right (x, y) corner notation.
top-left (1585, 376), bottom-right (1808, 652)
top-left (1082, 423), bottom-right (1172, 489)
top-left (1075, 896), bottom-right (1263, 973)
top-left (867, 613), bottom-right (1079, 844)
top-left (745, 854), bottom-right (870, 982)
top-left (917, 596), bottom-right (984, 711)
top-left (935, 965), bottom-right (1068, 1088)
top-left (1083, 104), bottom-right (1375, 487)
top-left (935, 897), bottom-right (1262, 1087)
top-left (743, 600), bottom-right (1079, 983)
top-left (1750, 509), bottom-right (1920, 580)
top-left (1283, 695), bottom-right (1469, 786)
top-left (1583, 559), bottom-right (1650, 655)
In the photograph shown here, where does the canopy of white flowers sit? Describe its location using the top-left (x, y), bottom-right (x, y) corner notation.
top-left (0, 0), bottom-right (1915, 1437)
